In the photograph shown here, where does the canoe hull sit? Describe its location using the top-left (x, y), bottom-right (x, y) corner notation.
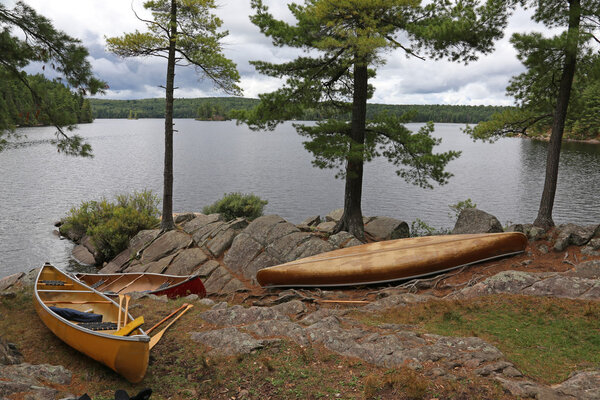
top-left (75, 272), bottom-right (206, 299)
top-left (256, 233), bottom-right (528, 287)
top-left (34, 264), bottom-right (149, 383)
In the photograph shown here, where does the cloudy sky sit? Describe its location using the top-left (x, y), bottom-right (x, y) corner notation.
top-left (15, 0), bottom-right (551, 105)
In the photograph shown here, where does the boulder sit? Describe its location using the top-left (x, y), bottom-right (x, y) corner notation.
top-left (452, 208), bottom-right (503, 234)
top-left (174, 212), bottom-right (198, 224)
top-left (190, 327), bottom-right (264, 355)
top-left (223, 234), bottom-right (264, 275)
top-left (128, 229), bottom-right (161, 254)
top-left (325, 208), bottom-right (344, 222)
top-left (99, 247), bottom-right (132, 273)
top-left (201, 265), bottom-right (247, 295)
top-left (225, 215), bottom-right (335, 281)
top-left (566, 260), bottom-right (600, 279)
top-left (315, 221), bottom-right (336, 233)
top-left (554, 224), bottom-right (597, 252)
top-left (0, 273), bottom-right (24, 292)
top-left (364, 216), bottom-right (409, 241)
top-left (193, 260), bottom-right (221, 278)
top-left (0, 338), bottom-right (22, 365)
top-left (297, 215), bottom-right (321, 231)
top-left (81, 235), bottom-right (102, 263)
top-left (164, 248), bottom-right (209, 276)
top-left (328, 231), bottom-right (362, 248)
top-left (554, 370), bottom-right (600, 399)
top-left (0, 363), bottom-right (72, 400)
top-left (71, 244), bottom-right (96, 266)
top-left (140, 230), bottom-right (192, 263)
top-left (582, 238), bottom-right (600, 256)
top-left (143, 254), bottom-right (176, 274)
top-left (182, 213), bottom-right (223, 234)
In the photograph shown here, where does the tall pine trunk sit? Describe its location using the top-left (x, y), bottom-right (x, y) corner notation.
top-left (161, 0), bottom-right (177, 231)
top-left (533, 0), bottom-right (581, 229)
top-left (335, 62), bottom-right (368, 240)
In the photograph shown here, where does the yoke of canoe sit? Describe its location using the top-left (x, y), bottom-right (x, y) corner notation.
top-left (256, 232), bottom-right (528, 287)
top-left (34, 263), bottom-right (150, 383)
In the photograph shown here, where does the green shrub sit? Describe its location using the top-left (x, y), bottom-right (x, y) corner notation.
top-left (59, 190), bottom-right (160, 262)
top-left (410, 218), bottom-right (450, 237)
top-left (448, 198), bottom-right (477, 219)
top-left (203, 192), bottom-right (267, 221)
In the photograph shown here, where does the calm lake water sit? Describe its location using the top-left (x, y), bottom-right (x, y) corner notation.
top-left (1, 119), bottom-right (599, 278)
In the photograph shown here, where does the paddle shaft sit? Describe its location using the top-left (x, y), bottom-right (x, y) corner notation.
top-left (123, 295), bottom-right (130, 326)
top-left (146, 303), bottom-right (189, 335)
top-left (317, 300), bottom-right (370, 304)
top-left (149, 304), bottom-right (193, 350)
top-left (45, 300), bottom-right (112, 304)
top-left (116, 275), bottom-right (144, 294)
top-left (117, 294), bottom-right (124, 329)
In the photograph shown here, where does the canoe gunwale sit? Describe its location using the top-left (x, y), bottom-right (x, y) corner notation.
top-left (35, 266), bottom-right (150, 343)
top-left (147, 275), bottom-right (200, 295)
top-left (76, 272), bottom-right (199, 280)
top-left (75, 272), bottom-right (205, 297)
top-left (259, 249), bottom-right (525, 288)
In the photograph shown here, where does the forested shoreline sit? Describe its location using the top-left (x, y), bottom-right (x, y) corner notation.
top-left (0, 72), bottom-right (94, 129)
top-left (89, 97), bottom-right (507, 124)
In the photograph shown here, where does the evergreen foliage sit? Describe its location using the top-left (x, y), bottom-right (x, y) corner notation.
top-left (59, 190), bottom-right (160, 262)
top-left (465, 0), bottom-right (600, 228)
top-left (0, 71), bottom-right (94, 130)
top-left (0, 1), bottom-right (104, 156)
top-left (88, 97), bottom-right (506, 123)
top-left (202, 192), bottom-right (268, 221)
top-left (238, 0), bottom-right (509, 239)
top-left (106, 0), bottom-right (241, 231)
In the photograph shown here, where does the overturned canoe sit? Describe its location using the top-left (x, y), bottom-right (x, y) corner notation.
top-left (34, 263), bottom-right (149, 383)
top-left (75, 272), bottom-right (206, 299)
top-left (256, 232), bottom-right (528, 287)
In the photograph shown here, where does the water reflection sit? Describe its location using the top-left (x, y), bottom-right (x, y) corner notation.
top-left (0, 120), bottom-right (599, 278)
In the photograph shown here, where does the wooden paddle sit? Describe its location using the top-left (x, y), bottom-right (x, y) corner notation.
top-left (114, 316), bottom-right (144, 336)
top-left (44, 300), bottom-right (112, 304)
top-left (317, 300), bottom-right (370, 304)
top-left (117, 294), bottom-right (124, 329)
top-left (145, 303), bottom-right (189, 335)
top-left (149, 304), bottom-right (193, 350)
top-left (123, 295), bottom-right (130, 326)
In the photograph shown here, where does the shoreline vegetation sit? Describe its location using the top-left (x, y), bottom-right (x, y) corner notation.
top-left (88, 97), bottom-right (600, 142)
top-left (89, 97), bottom-right (507, 124)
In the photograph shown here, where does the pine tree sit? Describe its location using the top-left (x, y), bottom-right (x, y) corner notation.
top-left (107, 0), bottom-right (241, 231)
top-left (0, 1), bottom-right (105, 155)
top-left (240, 0), bottom-right (509, 239)
top-left (466, 0), bottom-right (600, 228)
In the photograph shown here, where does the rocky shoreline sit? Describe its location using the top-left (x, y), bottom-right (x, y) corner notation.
top-left (2, 207), bottom-right (600, 399)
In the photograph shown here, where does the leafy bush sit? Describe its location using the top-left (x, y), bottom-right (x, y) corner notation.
top-left (448, 198), bottom-right (477, 219)
top-left (59, 190), bottom-right (160, 262)
top-left (203, 192), bottom-right (267, 221)
top-left (410, 218), bottom-right (450, 237)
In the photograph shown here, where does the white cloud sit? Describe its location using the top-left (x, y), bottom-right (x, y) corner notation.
top-left (18, 0), bottom-right (558, 105)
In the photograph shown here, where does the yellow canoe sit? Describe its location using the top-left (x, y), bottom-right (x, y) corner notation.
top-left (33, 263), bottom-right (149, 383)
top-left (256, 232), bottom-right (528, 287)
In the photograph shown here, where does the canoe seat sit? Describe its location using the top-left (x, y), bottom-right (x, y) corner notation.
top-left (40, 280), bottom-right (71, 286)
top-left (78, 321), bottom-right (118, 331)
top-left (90, 279), bottom-right (106, 289)
top-left (157, 280), bottom-right (173, 290)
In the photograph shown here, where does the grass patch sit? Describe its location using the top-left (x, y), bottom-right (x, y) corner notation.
top-left (351, 294), bottom-right (600, 384)
top-left (1, 291), bottom-right (517, 399)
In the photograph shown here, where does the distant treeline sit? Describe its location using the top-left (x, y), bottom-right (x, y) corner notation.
top-left (0, 71), bottom-right (93, 128)
top-left (89, 97), bottom-right (507, 124)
